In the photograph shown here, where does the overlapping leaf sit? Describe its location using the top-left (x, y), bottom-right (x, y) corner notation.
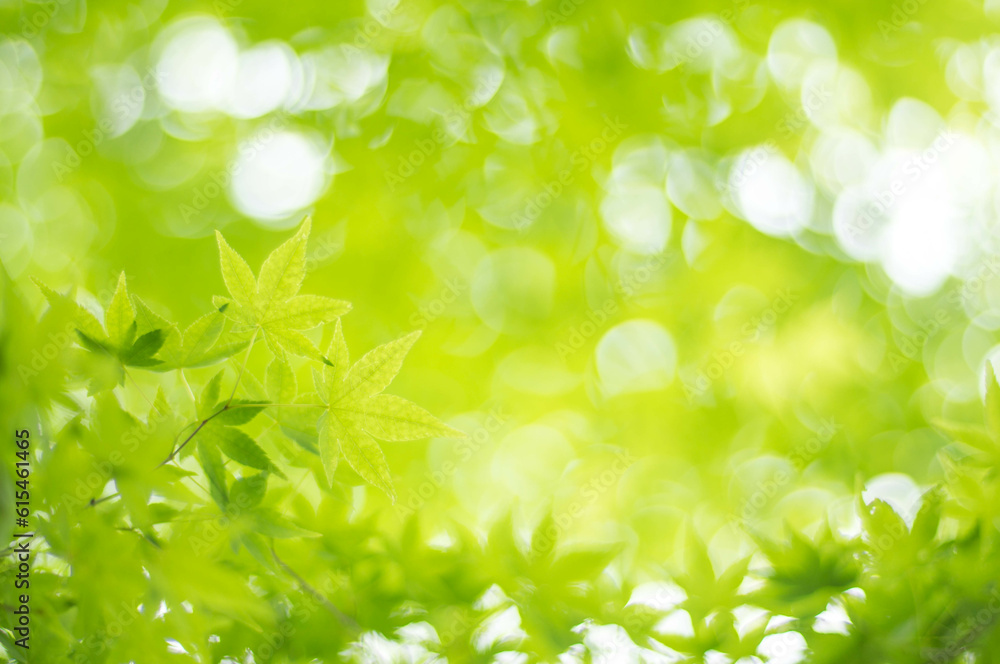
top-left (200, 423), bottom-right (286, 480)
top-left (191, 372), bottom-right (282, 479)
top-left (147, 305), bottom-right (252, 370)
top-left (212, 218), bottom-right (351, 360)
top-left (313, 320), bottom-right (464, 501)
top-left (35, 273), bottom-right (166, 376)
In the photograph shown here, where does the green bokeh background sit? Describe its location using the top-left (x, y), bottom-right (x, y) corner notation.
top-left (3, 0), bottom-right (1000, 661)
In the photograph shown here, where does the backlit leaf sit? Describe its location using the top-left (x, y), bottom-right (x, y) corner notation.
top-left (204, 425), bottom-right (286, 478)
top-left (359, 394), bottom-right (463, 441)
top-left (211, 400), bottom-right (267, 426)
top-left (198, 439), bottom-right (228, 508)
top-left (216, 231), bottom-right (258, 311)
top-left (121, 329), bottom-right (166, 367)
top-left (332, 331), bottom-right (421, 404)
top-left (254, 216), bottom-right (310, 318)
top-left (105, 272), bottom-right (136, 350)
top-left (262, 294), bottom-right (351, 329)
top-left (199, 371), bottom-right (224, 419)
top-left (318, 413), bottom-right (341, 487)
top-left (327, 412), bottom-right (395, 500)
top-left (231, 472), bottom-right (268, 509)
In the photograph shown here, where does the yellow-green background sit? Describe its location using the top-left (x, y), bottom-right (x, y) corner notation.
top-left (3, 0), bottom-right (1000, 661)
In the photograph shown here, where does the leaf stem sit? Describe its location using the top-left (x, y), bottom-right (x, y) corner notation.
top-left (146, 403), bottom-right (320, 484)
top-left (226, 326), bottom-right (260, 408)
top-left (228, 402), bottom-right (324, 409)
top-left (155, 328), bottom-right (261, 469)
top-left (124, 367), bottom-right (160, 414)
top-left (271, 546), bottom-right (357, 630)
top-left (91, 347), bottom-right (323, 502)
top-left (158, 402), bottom-right (231, 467)
top-left (178, 369), bottom-right (196, 403)
top-left (82, 492), bottom-right (122, 509)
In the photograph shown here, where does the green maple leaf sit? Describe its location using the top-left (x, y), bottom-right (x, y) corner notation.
top-left (230, 472), bottom-right (268, 509)
top-left (198, 439), bottom-right (228, 508)
top-left (35, 273), bottom-right (166, 376)
top-left (212, 217), bottom-right (351, 361)
top-left (192, 371), bottom-right (281, 478)
top-left (312, 319), bottom-right (465, 501)
top-left (199, 424), bottom-right (286, 479)
top-left (138, 300), bottom-right (251, 370)
top-left (263, 356), bottom-right (325, 451)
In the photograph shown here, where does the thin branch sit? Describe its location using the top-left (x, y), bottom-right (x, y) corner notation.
top-left (227, 326), bottom-right (260, 407)
top-left (156, 397), bottom-right (312, 467)
top-left (87, 399), bottom-right (321, 505)
top-left (271, 546), bottom-right (357, 630)
top-left (125, 367), bottom-right (160, 414)
top-left (178, 369), bottom-right (196, 403)
top-left (90, 324), bottom-right (314, 501)
top-left (88, 493), bottom-right (120, 507)
top-left (229, 402), bottom-right (324, 410)
top-left (157, 416), bottom-right (213, 467)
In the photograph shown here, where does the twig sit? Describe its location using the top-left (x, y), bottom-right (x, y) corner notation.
top-left (179, 369), bottom-right (196, 403)
top-left (125, 367), bottom-right (160, 414)
top-left (227, 326), bottom-right (260, 407)
top-left (88, 493), bottom-right (120, 507)
top-left (271, 546), bottom-right (357, 629)
top-left (158, 416), bottom-right (214, 467)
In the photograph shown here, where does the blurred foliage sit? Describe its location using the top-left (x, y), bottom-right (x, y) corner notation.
top-left (3, 0), bottom-right (1000, 661)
